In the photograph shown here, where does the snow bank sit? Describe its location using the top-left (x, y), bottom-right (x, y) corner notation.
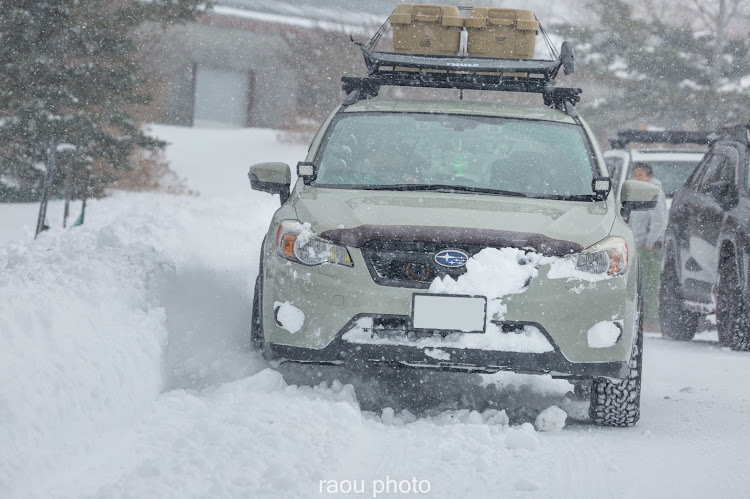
top-left (505, 423), bottom-right (539, 450)
top-left (0, 202), bottom-right (174, 493)
top-left (0, 192), bottom-right (280, 496)
top-left (0, 124), bottom-right (308, 497)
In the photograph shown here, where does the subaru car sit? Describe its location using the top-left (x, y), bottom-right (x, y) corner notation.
top-left (660, 122), bottom-right (750, 349)
top-left (248, 98), bottom-right (659, 427)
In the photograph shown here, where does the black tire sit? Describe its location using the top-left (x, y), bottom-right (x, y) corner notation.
top-left (250, 271), bottom-right (265, 352)
top-left (659, 257), bottom-right (700, 341)
top-left (251, 241), bottom-right (266, 354)
top-left (717, 254), bottom-right (750, 351)
top-left (589, 305), bottom-right (643, 427)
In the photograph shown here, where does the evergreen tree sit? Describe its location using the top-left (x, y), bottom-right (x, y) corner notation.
top-left (556, 0), bottom-right (750, 134)
top-left (0, 0), bottom-right (206, 235)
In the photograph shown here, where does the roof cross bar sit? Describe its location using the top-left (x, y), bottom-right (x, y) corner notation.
top-left (342, 45), bottom-right (581, 114)
top-left (610, 130), bottom-right (714, 149)
top-left (341, 75), bottom-right (581, 110)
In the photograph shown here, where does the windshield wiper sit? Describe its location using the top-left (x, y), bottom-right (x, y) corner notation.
top-left (313, 183), bottom-right (593, 200)
top-left (357, 184), bottom-right (530, 197)
top-left (530, 193), bottom-right (596, 201)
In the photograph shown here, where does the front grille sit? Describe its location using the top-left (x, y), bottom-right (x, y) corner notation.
top-left (362, 240), bottom-right (483, 288)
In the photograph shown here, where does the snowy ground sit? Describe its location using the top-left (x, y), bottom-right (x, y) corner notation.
top-left (2, 125), bottom-right (750, 499)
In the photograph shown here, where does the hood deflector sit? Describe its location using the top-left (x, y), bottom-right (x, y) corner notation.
top-left (320, 225), bottom-right (583, 256)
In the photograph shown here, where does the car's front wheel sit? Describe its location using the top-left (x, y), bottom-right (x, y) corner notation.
top-left (659, 257), bottom-right (700, 341)
top-left (589, 333), bottom-right (643, 427)
top-left (717, 253), bottom-right (750, 351)
top-left (589, 291), bottom-right (643, 427)
top-left (251, 271), bottom-right (265, 352)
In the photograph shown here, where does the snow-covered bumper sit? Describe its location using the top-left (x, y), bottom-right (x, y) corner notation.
top-left (261, 245), bottom-right (637, 380)
top-left (266, 317), bottom-right (628, 379)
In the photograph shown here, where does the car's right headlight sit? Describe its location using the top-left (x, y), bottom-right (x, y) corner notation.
top-left (575, 236), bottom-right (628, 276)
top-left (275, 220), bottom-right (353, 267)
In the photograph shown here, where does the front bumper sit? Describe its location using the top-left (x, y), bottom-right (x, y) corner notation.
top-left (261, 244), bottom-right (638, 379)
top-left (266, 315), bottom-right (628, 379)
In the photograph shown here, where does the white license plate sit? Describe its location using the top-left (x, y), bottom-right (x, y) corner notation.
top-left (411, 294), bottom-right (487, 333)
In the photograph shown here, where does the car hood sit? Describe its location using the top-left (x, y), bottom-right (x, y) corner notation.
top-left (293, 187), bottom-right (614, 254)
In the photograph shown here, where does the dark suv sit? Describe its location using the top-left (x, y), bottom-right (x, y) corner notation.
top-left (660, 122), bottom-right (750, 350)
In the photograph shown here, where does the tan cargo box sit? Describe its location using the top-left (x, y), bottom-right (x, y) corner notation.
top-left (389, 4), bottom-right (463, 56)
top-left (465, 8), bottom-right (539, 59)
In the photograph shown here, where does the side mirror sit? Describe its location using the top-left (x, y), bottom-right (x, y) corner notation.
top-left (248, 162), bottom-right (291, 205)
top-left (621, 179), bottom-right (659, 219)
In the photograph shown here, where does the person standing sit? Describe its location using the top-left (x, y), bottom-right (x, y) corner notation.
top-left (630, 163), bottom-right (669, 331)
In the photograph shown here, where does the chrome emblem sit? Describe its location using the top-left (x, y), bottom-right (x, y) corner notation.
top-left (434, 249), bottom-right (468, 268)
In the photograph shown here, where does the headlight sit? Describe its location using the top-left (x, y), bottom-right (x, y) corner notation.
top-left (275, 220), bottom-right (353, 267)
top-left (575, 236), bottom-right (628, 276)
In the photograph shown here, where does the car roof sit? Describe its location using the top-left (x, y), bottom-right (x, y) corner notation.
top-left (342, 98), bottom-right (577, 124)
top-left (629, 149), bottom-right (706, 162)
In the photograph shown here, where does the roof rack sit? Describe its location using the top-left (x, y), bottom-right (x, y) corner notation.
top-left (630, 149), bottom-right (708, 155)
top-left (340, 12), bottom-right (581, 116)
top-left (609, 130), bottom-right (713, 150)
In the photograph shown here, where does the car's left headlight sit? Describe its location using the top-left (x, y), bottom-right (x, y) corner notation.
top-left (575, 236), bottom-right (628, 276)
top-left (276, 220), bottom-right (353, 267)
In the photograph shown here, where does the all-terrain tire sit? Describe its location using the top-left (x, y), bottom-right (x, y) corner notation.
top-left (251, 241), bottom-right (266, 355)
top-left (659, 257), bottom-right (700, 341)
top-left (589, 309), bottom-right (643, 427)
top-left (251, 272), bottom-right (265, 351)
top-left (717, 254), bottom-right (750, 351)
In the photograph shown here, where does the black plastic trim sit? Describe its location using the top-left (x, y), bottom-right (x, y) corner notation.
top-left (341, 46), bottom-right (582, 111)
top-left (248, 172), bottom-right (290, 205)
top-left (266, 314), bottom-right (628, 379)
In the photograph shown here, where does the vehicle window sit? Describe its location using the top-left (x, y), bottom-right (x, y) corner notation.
top-left (684, 154), bottom-right (709, 187)
top-left (697, 154), bottom-right (728, 194)
top-left (627, 160), bottom-right (702, 197)
top-left (717, 153), bottom-right (737, 185)
top-left (315, 113), bottom-right (597, 199)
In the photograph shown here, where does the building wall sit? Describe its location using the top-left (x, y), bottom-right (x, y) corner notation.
top-left (151, 20), bottom-right (299, 129)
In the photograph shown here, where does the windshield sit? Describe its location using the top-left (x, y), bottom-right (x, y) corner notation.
top-left (314, 112), bottom-right (598, 199)
top-left (627, 160), bottom-right (703, 197)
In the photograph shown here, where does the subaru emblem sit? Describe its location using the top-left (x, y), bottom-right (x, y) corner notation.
top-left (434, 249), bottom-right (468, 268)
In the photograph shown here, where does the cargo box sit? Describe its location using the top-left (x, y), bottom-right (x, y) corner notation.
top-left (465, 8), bottom-right (539, 59)
top-left (389, 4), bottom-right (463, 56)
